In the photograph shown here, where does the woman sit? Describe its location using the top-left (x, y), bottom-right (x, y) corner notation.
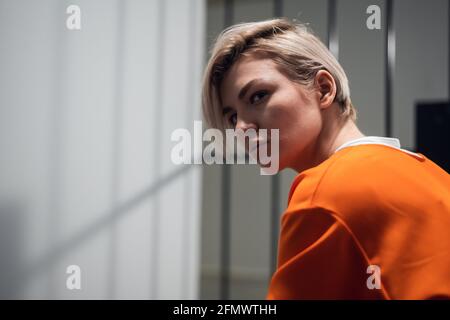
top-left (202, 18), bottom-right (450, 299)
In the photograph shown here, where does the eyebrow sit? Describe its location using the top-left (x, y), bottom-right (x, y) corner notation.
top-left (222, 78), bottom-right (264, 115)
top-left (238, 78), bottom-right (261, 100)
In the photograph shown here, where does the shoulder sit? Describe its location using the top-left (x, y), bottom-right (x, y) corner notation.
top-left (283, 145), bottom-right (450, 299)
top-left (287, 144), bottom-right (448, 215)
top-left (288, 145), bottom-right (395, 207)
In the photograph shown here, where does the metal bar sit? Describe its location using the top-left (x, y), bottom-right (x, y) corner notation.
top-left (270, 0), bottom-right (283, 278)
top-left (151, 0), bottom-right (166, 299)
top-left (181, 0), bottom-right (198, 299)
top-left (274, 0), bottom-right (283, 18)
top-left (270, 174), bottom-right (280, 275)
top-left (385, 0), bottom-right (395, 137)
top-left (328, 0), bottom-right (339, 59)
top-left (108, 0), bottom-right (127, 299)
top-left (219, 0), bottom-right (234, 301)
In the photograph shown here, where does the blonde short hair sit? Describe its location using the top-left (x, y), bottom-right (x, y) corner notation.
top-left (202, 18), bottom-right (356, 131)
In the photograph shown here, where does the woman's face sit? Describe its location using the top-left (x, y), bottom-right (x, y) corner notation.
top-left (220, 55), bottom-right (324, 171)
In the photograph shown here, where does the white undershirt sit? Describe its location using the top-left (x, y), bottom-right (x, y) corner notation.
top-left (334, 136), bottom-right (425, 160)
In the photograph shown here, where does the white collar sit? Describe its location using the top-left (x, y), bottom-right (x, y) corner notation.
top-left (334, 136), bottom-right (424, 160)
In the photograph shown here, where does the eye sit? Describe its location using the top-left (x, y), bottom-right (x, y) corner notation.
top-left (228, 113), bottom-right (237, 127)
top-left (249, 90), bottom-right (268, 105)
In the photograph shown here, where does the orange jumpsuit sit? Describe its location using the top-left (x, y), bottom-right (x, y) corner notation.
top-left (267, 140), bottom-right (450, 299)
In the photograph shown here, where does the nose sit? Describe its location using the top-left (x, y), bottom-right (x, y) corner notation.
top-left (235, 117), bottom-right (258, 154)
top-left (235, 117), bottom-right (257, 133)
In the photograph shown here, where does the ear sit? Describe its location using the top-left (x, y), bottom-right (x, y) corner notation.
top-left (314, 70), bottom-right (337, 110)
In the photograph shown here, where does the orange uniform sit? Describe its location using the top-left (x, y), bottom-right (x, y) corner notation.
top-left (267, 137), bottom-right (450, 299)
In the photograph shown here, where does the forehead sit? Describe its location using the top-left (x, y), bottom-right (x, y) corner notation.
top-left (219, 56), bottom-right (283, 99)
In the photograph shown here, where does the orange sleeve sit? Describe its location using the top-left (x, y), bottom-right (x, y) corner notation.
top-left (267, 207), bottom-right (389, 299)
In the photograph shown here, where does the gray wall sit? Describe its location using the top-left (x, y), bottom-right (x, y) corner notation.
top-left (0, 0), bottom-right (205, 299)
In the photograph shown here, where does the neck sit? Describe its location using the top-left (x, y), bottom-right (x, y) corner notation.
top-left (292, 105), bottom-right (365, 173)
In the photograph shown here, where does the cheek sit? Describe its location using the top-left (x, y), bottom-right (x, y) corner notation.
top-left (260, 86), bottom-right (321, 139)
top-left (294, 106), bottom-right (321, 134)
top-left (269, 97), bottom-right (321, 137)
top-left (269, 100), bottom-right (322, 160)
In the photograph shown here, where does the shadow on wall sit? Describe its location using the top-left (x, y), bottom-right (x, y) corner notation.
top-left (415, 101), bottom-right (450, 173)
top-left (0, 200), bottom-right (25, 299)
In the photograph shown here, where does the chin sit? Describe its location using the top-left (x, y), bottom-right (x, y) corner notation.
top-left (256, 156), bottom-right (288, 173)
